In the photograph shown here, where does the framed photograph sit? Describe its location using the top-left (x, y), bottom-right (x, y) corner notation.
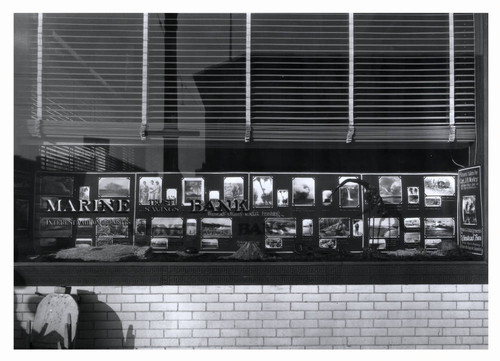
top-left (186, 219), bottom-right (197, 236)
top-left (404, 232), bottom-right (421, 244)
top-left (182, 177), bottom-right (205, 206)
top-left (292, 177), bottom-right (315, 206)
top-left (424, 238), bottom-right (441, 250)
top-left (77, 218), bottom-right (93, 229)
top-left (302, 219), bottom-right (313, 237)
top-left (407, 186), bottom-right (419, 204)
top-left (352, 219), bottom-right (364, 237)
top-left (265, 238), bottom-right (283, 249)
top-left (151, 238), bottom-right (168, 251)
top-left (253, 176), bottom-right (273, 208)
top-left (41, 176), bottom-right (74, 196)
top-left (424, 176), bottom-right (456, 196)
top-left (265, 218), bottom-right (297, 237)
top-left (166, 188), bottom-right (177, 205)
top-left (39, 217), bottom-right (73, 237)
top-left (339, 177), bottom-right (360, 208)
top-left (462, 195), bottom-right (478, 226)
top-left (14, 199), bottom-right (29, 230)
top-left (424, 218), bottom-right (455, 238)
top-left (139, 177), bottom-right (162, 205)
top-left (425, 196), bottom-right (442, 207)
top-left (322, 190), bottom-right (332, 206)
top-left (209, 190), bottom-right (220, 201)
top-left (378, 176), bottom-right (402, 204)
top-left (96, 217), bottom-right (129, 238)
top-left (135, 219), bottom-right (147, 236)
top-left (404, 217), bottom-right (421, 229)
top-left (277, 189), bottom-right (289, 207)
top-left (201, 239), bottom-right (219, 250)
top-left (319, 218), bottom-right (350, 238)
top-left (368, 218), bottom-right (400, 238)
top-left (201, 218), bottom-right (232, 238)
top-left (75, 238), bottom-right (93, 248)
top-left (319, 239), bottom-right (337, 249)
top-left (79, 186), bottom-right (90, 201)
top-left (224, 177), bottom-right (244, 202)
top-left (151, 217), bottom-right (183, 238)
top-left (98, 177), bottom-right (130, 198)
top-left (369, 238), bottom-right (386, 250)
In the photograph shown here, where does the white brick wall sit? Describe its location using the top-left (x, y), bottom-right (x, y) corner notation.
top-left (14, 284), bottom-right (488, 349)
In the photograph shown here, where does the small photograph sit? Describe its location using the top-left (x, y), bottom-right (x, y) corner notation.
top-left (404, 217), bottom-right (421, 229)
top-left (352, 219), bottom-right (364, 237)
top-left (253, 176), bottom-right (273, 207)
top-left (339, 177), bottom-right (360, 208)
top-left (135, 219), bottom-right (147, 236)
top-left (425, 238), bottom-right (441, 250)
top-left (77, 218), bottom-right (93, 229)
top-left (277, 189), bottom-right (289, 207)
top-left (182, 177), bottom-right (205, 206)
top-left (265, 218), bottom-right (297, 237)
top-left (378, 176), bottom-right (402, 204)
top-left (39, 217), bottom-right (73, 237)
top-left (369, 238), bottom-right (386, 250)
top-left (79, 186), bottom-right (90, 201)
top-left (151, 217), bottom-right (183, 238)
top-left (425, 196), bottom-right (442, 207)
top-left (292, 177), bottom-right (315, 206)
top-left (368, 218), bottom-right (400, 238)
top-left (319, 218), bottom-right (350, 238)
top-left (424, 176), bottom-right (456, 196)
top-left (209, 190), bottom-right (220, 201)
top-left (265, 238), bottom-right (283, 249)
top-left (41, 176), bottom-right (74, 196)
top-left (166, 188), bottom-right (178, 205)
top-left (75, 238), bottom-right (93, 248)
top-left (302, 219), bottom-right (313, 237)
top-left (319, 239), bottom-right (337, 249)
top-left (151, 238), bottom-right (168, 251)
top-left (201, 239), bottom-right (219, 250)
top-left (404, 232), bottom-right (421, 244)
top-left (224, 177), bottom-right (244, 202)
top-left (407, 186), bottom-right (419, 204)
top-left (186, 219), bottom-right (197, 236)
top-left (96, 237), bottom-right (113, 246)
top-left (424, 218), bottom-right (455, 238)
top-left (98, 177), bottom-right (130, 198)
top-left (139, 177), bottom-right (162, 205)
top-left (201, 218), bottom-right (232, 238)
top-left (462, 195), bottom-right (478, 226)
top-left (322, 190), bottom-right (332, 206)
top-left (96, 217), bottom-right (129, 238)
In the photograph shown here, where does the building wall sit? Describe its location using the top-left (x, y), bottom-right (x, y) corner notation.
top-left (14, 284), bottom-right (488, 349)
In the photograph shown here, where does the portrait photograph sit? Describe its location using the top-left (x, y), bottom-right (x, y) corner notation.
top-left (462, 195), bottom-right (478, 225)
top-left (98, 177), bottom-right (130, 198)
top-left (39, 217), bottom-right (73, 237)
top-left (182, 177), bottom-right (205, 206)
top-left (404, 217), bottom-right (421, 229)
top-left (201, 218), bottom-right (232, 238)
top-left (378, 176), bottom-right (402, 204)
top-left (302, 219), bottom-right (313, 237)
top-left (253, 176), bottom-right (273, 208)
top-left (201, 239), bottom-right (219, 250)
top-left (407, 186), bottom-right (419, 204)
top-left (424, 176), bottom-right (456, 196)
top-left (425, 196), bottom-right (442, 207)
top-left (292, 177), bottom-right (315, 206)
top-left (368, 217), bottom-right (400, 238)
top-left (224, 177), bottom-right (244, 202)
top-left (265, 218), bottom-right (296, 237)
top-left (139, 177), bottom-right (162, 205)
top-left (135, 219), bottom-right (147, 236)
top-left (277, 189), bottom-right (289, 207)
top-left (186, 219), bottom-right (197, 236)
top-left (352, 219), bottom-right (364, 237)
top-left (96, 217), bottom-right (129, 238)
top-left (404, 232), bottom-right (421, 244)
top-left (319, 218), bottom-right (350, 238)
top-left (166, 188), bottom-right (177, 205)
top-left (265, 238), bottom-right (283, 249)
top-left (151, 238), bottom-right (168, 251)
top-left (424, 218), bottom-right (455, 238)
top-left (319, 239), bottom-right (337, 249)
top-left (41, 176), bottom-right (74, 196)
top-left (79, 186), bottom-right (90, 201)
top-left (322, 190), bottom-right (332, 206)
top-left (151, 217), bottom-right (184, 238)
top-left (339, 177), bottom-right (360, 208)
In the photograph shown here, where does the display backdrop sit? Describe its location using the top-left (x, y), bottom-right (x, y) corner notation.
top-left (458, 166), bottom-right (483, 254)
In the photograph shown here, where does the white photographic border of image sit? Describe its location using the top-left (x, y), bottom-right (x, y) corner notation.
top-left (318, 217), bottom-right (350, 239)
top-left (138, 176), bottom-right (163, 205)
top-left (166, 188), bottom-right (178, 205)
top-left (292, 177), bottom-right (316, 207)
top-left (319, 239), bottom-right (337, 249)
top-left (404, 217), bottom-right (421, 229)
top-left (424, 238), bottom-right (441, 250)
top-left (182, 177), bottom-right (205, 206)
top-left (378, 176), bottom-right (403, 205)
top-left (186, 218), bottom-right (197, 236)
top-left (223, 176), bottom-right (245, 202)
top-left (352, 219), bottom-right (364, 238)
top-left (151, 237), bottom-right (169, 251)
top-left (97, 177), bottom-right (130, 198)
top-left (462, 195), bottom-right (478, 226)
top-left (338, 176), bottom-right (360, 208)
top-left (302, 219), bottom-right (314, 237)
top-left (407, 186), bottom-right (420, 204)
top-left (264, 218), bottom-right (297, 238)
top-left (201, 238), bottom-right (219, 250)
top-left (253, 176), bottom-right (274, 208)
top-left (277, 189), bottom-right (289, 207)
top-left (424, 217), bottom-right (455, 238)
top-left (209, 190), bottom-right (220, 201)
top-left (135, 218), bottom-right (147, 236)
top-left (75, 238), bottom-right (93, 247)
top-left (423, 176), bottom-right (456, 197)
top-left (425, 196), bottom-right (442, 207)
top-left (265, 238), bottom-right (283, 249)
top-left (322, 190), bottom-right (333, 206)
top-left (404, 232), bottom-right (421, 244)
top-left (79, 186), bottom-right (90, 201)
top-left (201, 217), bottom-right (233, 239)
top-left (151, 217), bottom-right (184, 238)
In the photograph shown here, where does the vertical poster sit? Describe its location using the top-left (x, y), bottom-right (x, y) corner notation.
top-left (458, 166), bottom-right (483, 255)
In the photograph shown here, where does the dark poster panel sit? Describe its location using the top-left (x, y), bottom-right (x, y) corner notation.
top-left (458, 166), bottom-right (483, 255)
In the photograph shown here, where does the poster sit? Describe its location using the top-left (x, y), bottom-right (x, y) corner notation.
top-left (458, 166), bottom-right (483, 255)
